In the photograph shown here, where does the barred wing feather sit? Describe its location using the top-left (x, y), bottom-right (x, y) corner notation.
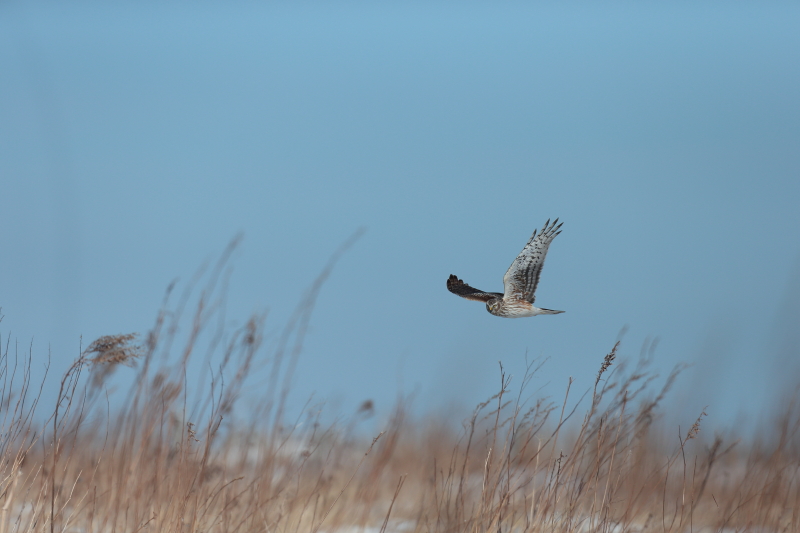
top-left (502, 219), bottom-right (563, 303)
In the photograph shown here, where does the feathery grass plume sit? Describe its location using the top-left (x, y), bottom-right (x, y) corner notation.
top-left (686, 408), bottom-right (708, 441)
top-left (83, 332), bottom-right (144, 391)
top-left (83, 333), bottom-right (143, 367)
top-left (595, 340), bottom-right (619, 388)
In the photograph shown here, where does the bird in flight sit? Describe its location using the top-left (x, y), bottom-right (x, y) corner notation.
top-left (447, 219), bottom-right (564, 318)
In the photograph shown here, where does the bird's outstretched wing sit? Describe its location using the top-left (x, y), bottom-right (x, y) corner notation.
top-left (447, 275), bottom-right (503, 302)
top-left (503, 219), bottom-right (563, 303)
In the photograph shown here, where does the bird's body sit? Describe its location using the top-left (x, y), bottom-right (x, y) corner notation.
top-left (446, 219), bottom-right (564, 318)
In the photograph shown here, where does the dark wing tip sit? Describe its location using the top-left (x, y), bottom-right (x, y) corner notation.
top-left (540, 218), bottom-right (563, 237)
top-left (447, 274), bottom-right (461, 291)
top-left (538, 218), bottom-right (565, 236)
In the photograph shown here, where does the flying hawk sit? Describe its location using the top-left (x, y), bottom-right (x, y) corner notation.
top-left (447, 219), bottom-right (564, 318)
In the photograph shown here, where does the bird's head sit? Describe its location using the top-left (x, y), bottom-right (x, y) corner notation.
top-left (486, 299), bottom-right (500, 315)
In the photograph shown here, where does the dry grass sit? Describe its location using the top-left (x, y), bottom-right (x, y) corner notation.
top-left (0, 240), bottom-right (798, 533)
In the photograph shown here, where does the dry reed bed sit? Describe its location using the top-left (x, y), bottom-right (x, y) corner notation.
top-left (0, 242), bottom-right (797, 533)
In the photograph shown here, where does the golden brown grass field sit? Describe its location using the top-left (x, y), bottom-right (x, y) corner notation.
top-left (1, 245), bottom-right (798, 533)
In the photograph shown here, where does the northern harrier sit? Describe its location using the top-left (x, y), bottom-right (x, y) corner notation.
top-left (447, 219), bottom-right (564, 318)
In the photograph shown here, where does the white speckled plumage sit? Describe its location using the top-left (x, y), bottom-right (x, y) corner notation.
top-left (447, 219), bottom-right (564, 318)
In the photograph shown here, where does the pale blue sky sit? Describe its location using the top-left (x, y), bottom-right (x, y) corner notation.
top-left (2, 1), bottom-right (799, 428)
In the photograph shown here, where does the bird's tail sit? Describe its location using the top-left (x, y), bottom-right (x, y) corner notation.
top-left (537, 308), bottom-right (565, 315)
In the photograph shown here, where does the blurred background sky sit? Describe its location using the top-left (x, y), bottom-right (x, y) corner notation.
top-left (1, 1), bottom-right (799, 430)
